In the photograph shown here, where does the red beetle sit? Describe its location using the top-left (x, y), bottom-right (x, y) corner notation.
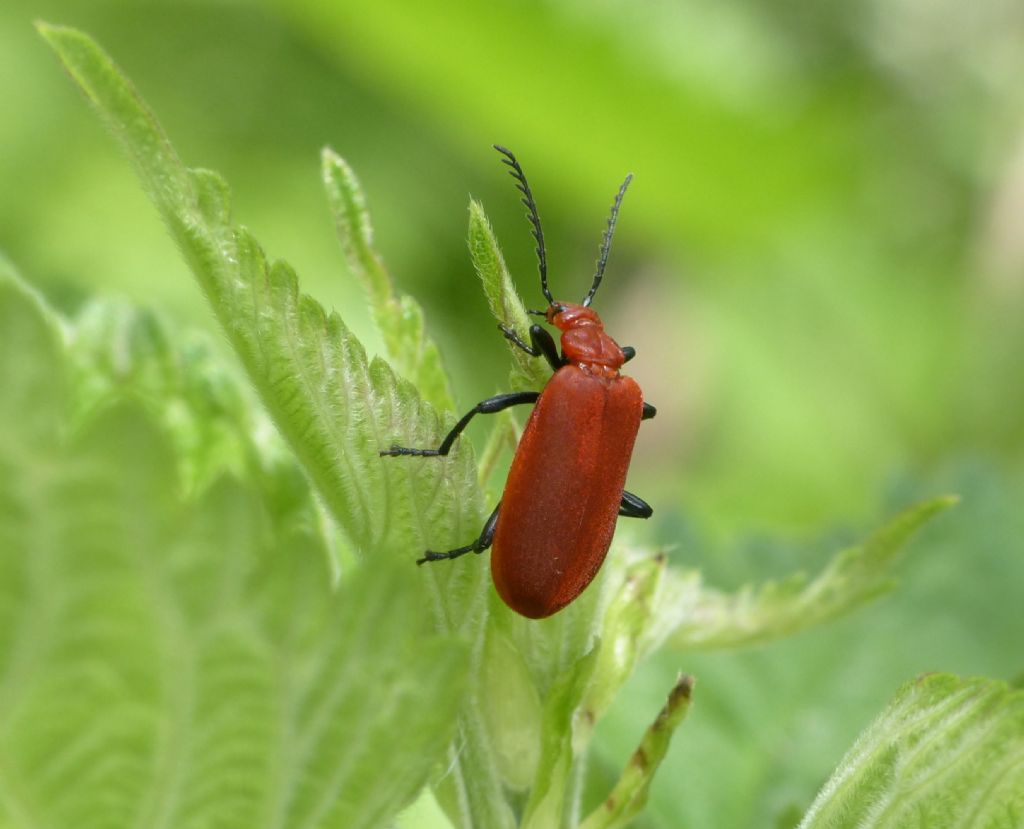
top-left (382, 145), bottom-right (655, 618)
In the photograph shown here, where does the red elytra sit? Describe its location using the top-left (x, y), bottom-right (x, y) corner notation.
top-left (381, 146), bottom-right (654, 619)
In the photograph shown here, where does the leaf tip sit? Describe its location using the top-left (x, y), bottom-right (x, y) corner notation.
top-left (906, 492), bottom-right (960, 528)
top-left (321, 147), bottom-right (368, 231)
top-left (34, 19), bottom-right (61, 50)
top-left (35, 20), bottom-right (79, 49)
top-left (872, 492), bottom-right (960, 551)
top-left (468, 197), bottom-right (489, 225)
top-left (468, 200), bottom-right (499, 257)
top-left (671, 673), bottom-right (695, 704)
top-left (321, 145), bottom-right (349, 179)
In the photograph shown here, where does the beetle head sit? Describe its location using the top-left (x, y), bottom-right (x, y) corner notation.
top-left (546, 303), bottom-right (602, 331)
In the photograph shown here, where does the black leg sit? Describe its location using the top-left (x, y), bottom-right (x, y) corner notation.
top-left (419, 502), bottom-right (501, 564)
top-left (499, 323), bottom-right (563, 373)
top-left (621, 346), bottom-right (636, 363)
top-left (619, 490), bottom-right (653, 519)
top-left (642, 402), bottom-right (656, 420)
top-left (381, 391), bottom-right (540, 457)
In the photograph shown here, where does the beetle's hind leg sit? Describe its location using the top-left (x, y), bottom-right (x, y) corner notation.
top-left (419, 503), bottom-right (500, 564)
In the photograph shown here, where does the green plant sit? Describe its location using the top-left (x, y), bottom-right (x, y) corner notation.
top-left (0, 22), bottom-right (1019, 829)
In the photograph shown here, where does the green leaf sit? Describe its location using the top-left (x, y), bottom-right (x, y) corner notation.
top-left (0, 267), bottom-right (69, 730)
top-left (0, 258), bottom-right (67, 448)
top-left (798, 674), bottom-right (1024, 828)
top-left (521, 646), bottom-right (602, 829)
top-left (39, 24), bottom-right (509, 827)
top-left (68, 297), bottom-right (262, 493)
top-left (477, 627), bottom-right (543, 791)
top-left (579, 675), bottom-right (695, 829)
top-left (581, 552), bottom-right (669, 734)
top-left (468, 199), bottom-right (549, 392)
top-left (662, 496), bottom-right (958, 651)
top-left (0, 278), bottom-right (469, 829)
top-left (37, 21), bottom-right (482, 567)
top-left (322, 147), bottom-right (455, 413)
top-left (65, 295), bottom-right (350, 573)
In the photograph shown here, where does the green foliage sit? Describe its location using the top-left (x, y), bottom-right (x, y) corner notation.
top-left (662, 496), bottom-right (959, 651)
top-left (67, 296), bottom-right (265, 495)
top-left (0, 268), bottom-right (467, 829)
top-left (38, 20), bottom-right (502, 824)
top-left (36, 24), bottom-right (473, 567)
top-left (579, 675), bottom-right (695, 829)
top-left (467, 199), bottom-right (548, 392)
top-left (2, 20), bottom-right (1012, 829)
top-left (322, 148), bottom-right (455, 414)
top-left (799, 674), bottom-right (1024, 828)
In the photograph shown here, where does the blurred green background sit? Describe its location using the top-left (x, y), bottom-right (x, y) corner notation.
top-left (3, 1), bottom-right (1022, 826)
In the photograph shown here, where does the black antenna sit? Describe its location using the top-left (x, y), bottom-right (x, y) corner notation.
top-left (582, 173), bottom-right (632, 308)
top-left (493, 145), bottom-right (553, 307)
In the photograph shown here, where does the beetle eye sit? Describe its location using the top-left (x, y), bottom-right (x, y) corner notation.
top-left (545, 304), bottom-right (564, 322)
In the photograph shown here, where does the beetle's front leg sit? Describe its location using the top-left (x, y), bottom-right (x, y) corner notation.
top-left (499, 323), bottom-right (563, 373)
top-left (381, 391), bottom-right (539, 457)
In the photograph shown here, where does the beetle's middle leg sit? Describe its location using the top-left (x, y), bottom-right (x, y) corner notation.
top-left (619, 490), bottom-right (653, 519)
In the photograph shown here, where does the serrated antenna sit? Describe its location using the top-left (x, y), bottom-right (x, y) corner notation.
top-left (493, 145), bottom-right (553, 306)
top-left (583, 173), bottom-right (632, 308)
